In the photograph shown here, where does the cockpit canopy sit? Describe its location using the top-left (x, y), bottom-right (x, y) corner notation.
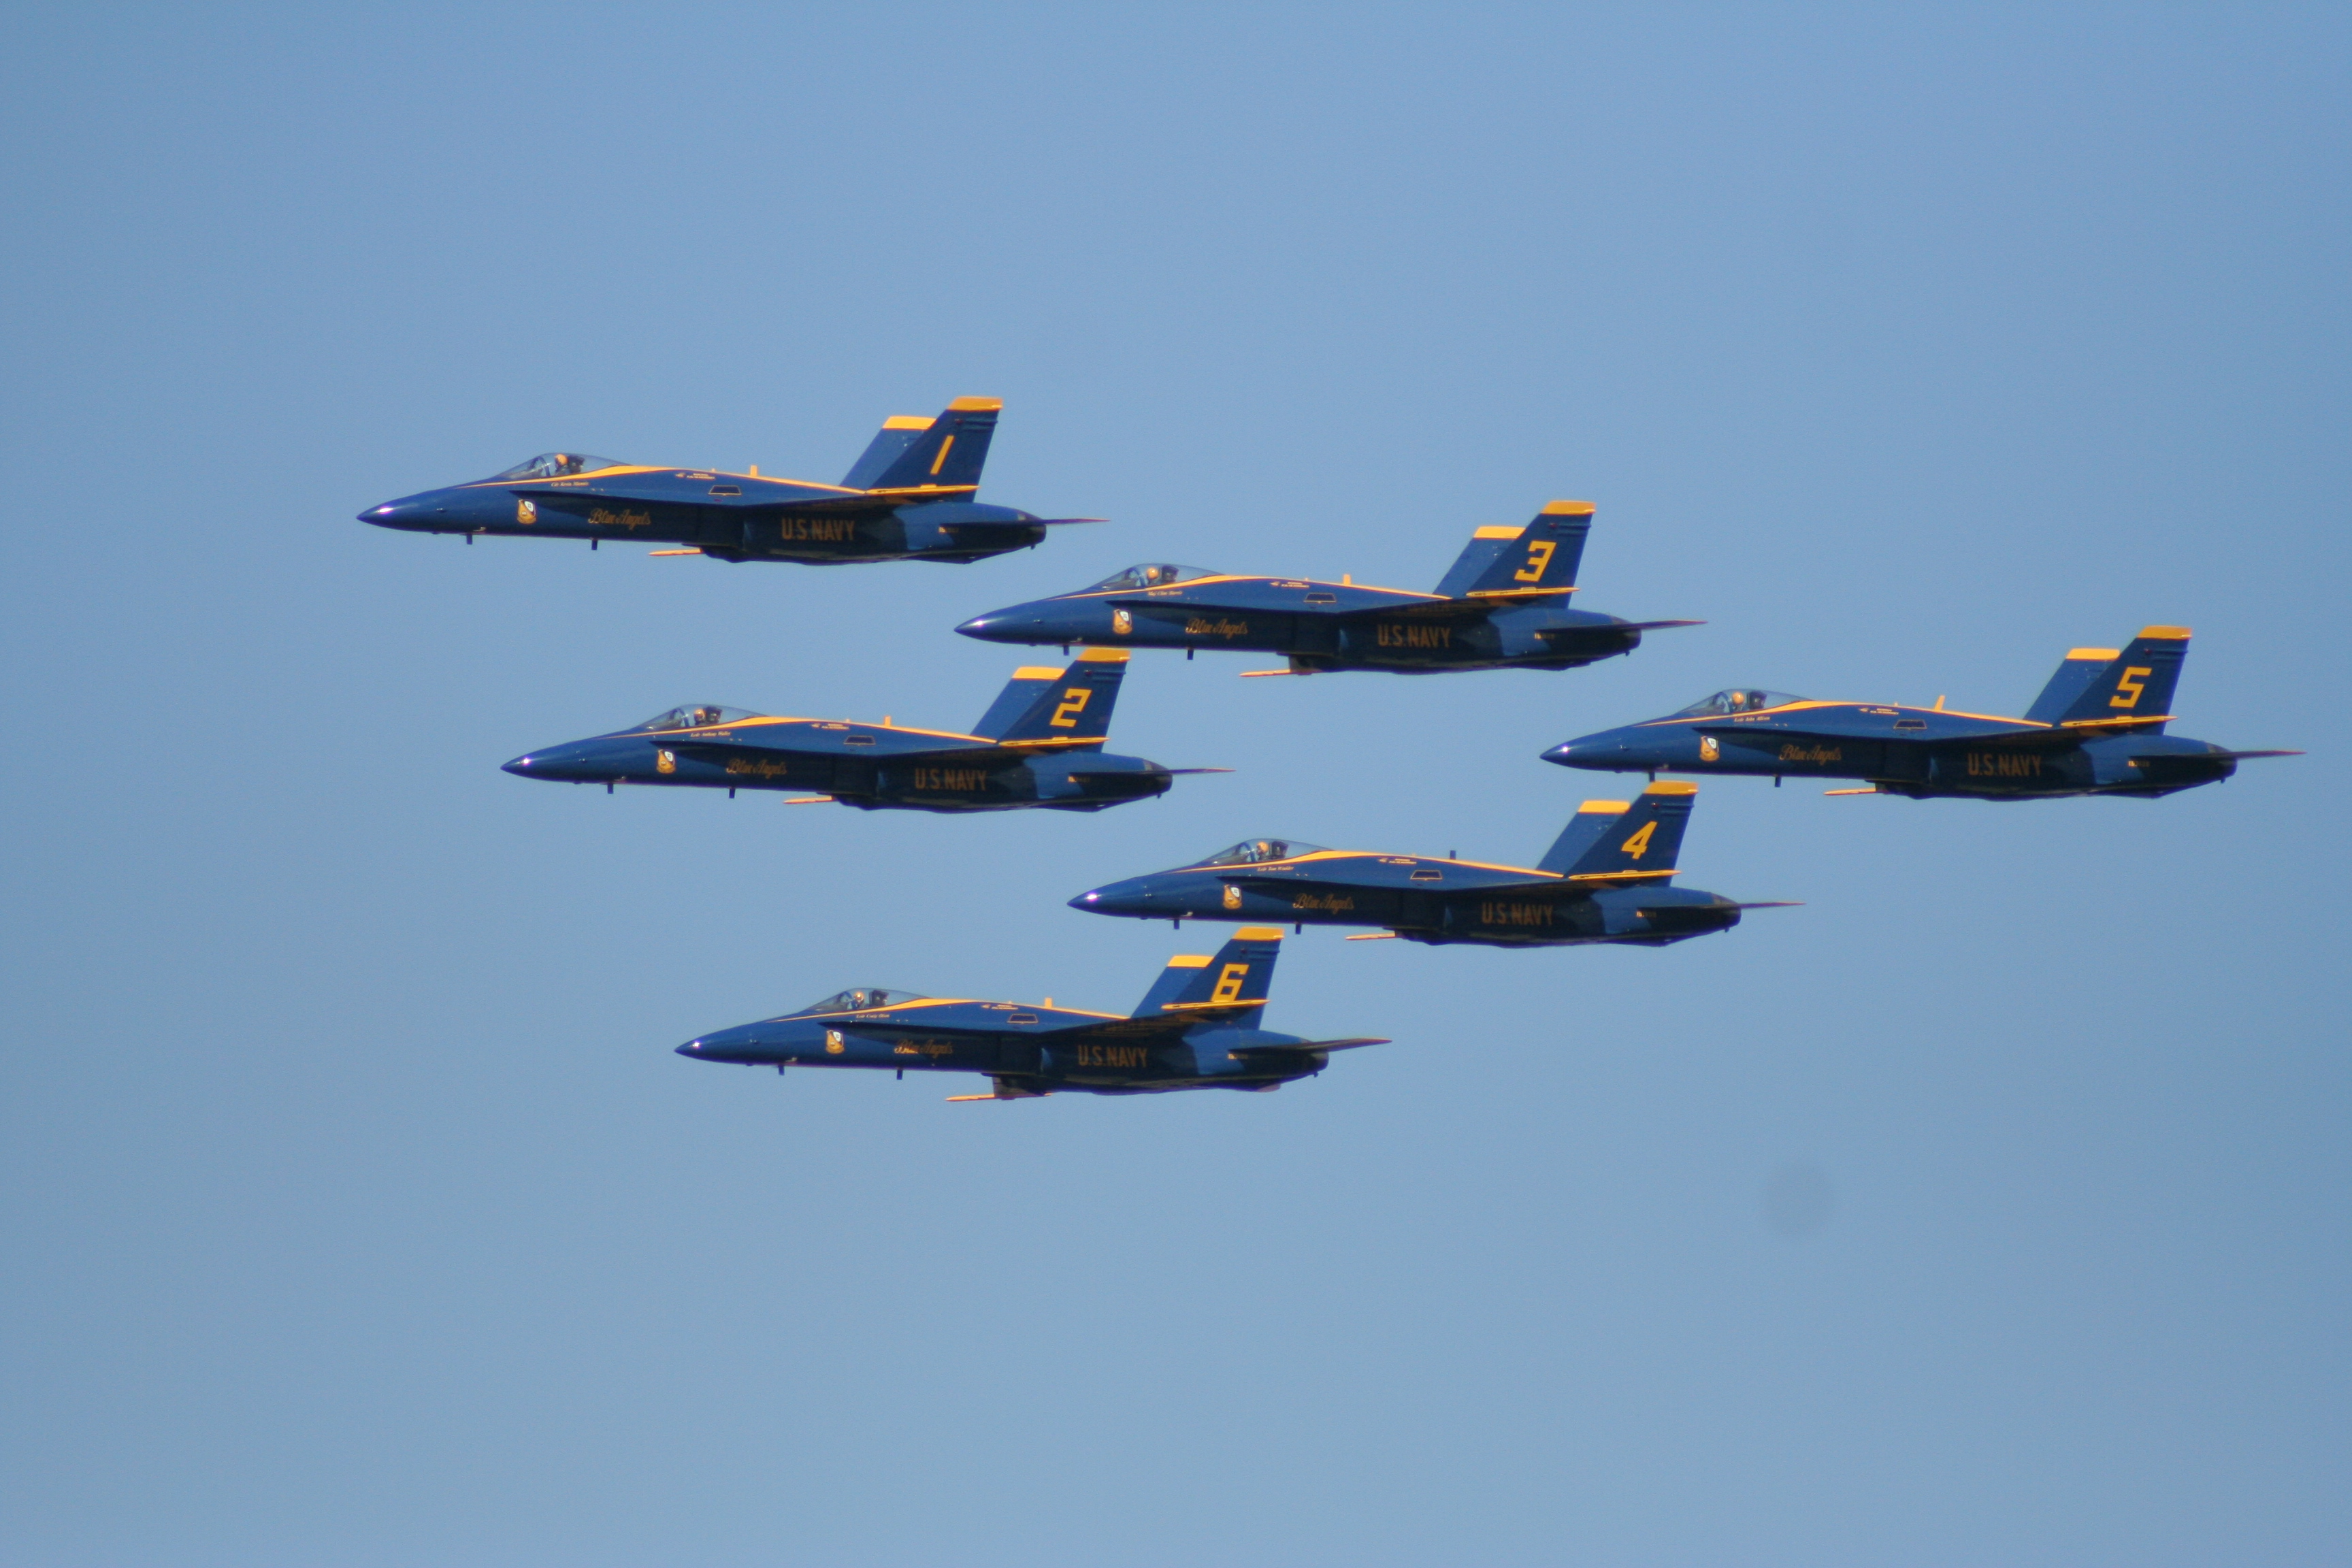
top-left (1198, 838), bottom-right (1326, 867)
top-left (1089, 563), bottom-right (1217, 591)
top-left (489, 452), bottom-right (626, 480)
top-left (798, 987), bottom-right (928, 1015)
top-left (630, 704), bottom-right (762, 733)
top-left (1675, 689), bottom-right (1801, 717)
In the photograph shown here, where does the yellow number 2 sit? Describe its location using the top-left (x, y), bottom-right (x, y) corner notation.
top-left (1513, 538), bottom-right (1558, 583)
top-left (1049, 687), bottom-right (1094, 728)
top-left (1620, 820), bottom-right (1657, 860)
top-left (2109, 666), bottom-right (2152, 709)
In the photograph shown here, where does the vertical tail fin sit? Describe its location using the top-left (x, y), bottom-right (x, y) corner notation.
top-left (858, 397), bottom-right (1001, 492)
top-left (970, 649), bottom-right (1129, 745)
top-left (840, 414), bottom-right (938, 489)
top-left (1432, 501), bottom-right (1595, 598)
top-left (1130, 928), bottom-right (1283, 1027)
top-left (1537, 781), bottom-right (1697, 876)
top-left (2025, 626), bottom-right (2191, 725)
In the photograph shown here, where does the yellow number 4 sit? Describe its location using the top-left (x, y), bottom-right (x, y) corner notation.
top-left (1620, 820), bottom-right (1657, 859)
top-left (1513, 538), bottom-right (1558, 583)
top-left (1049, 687), bottom-right (1093, 728)
top-left (2109, 666), bottom-right (2152, 709)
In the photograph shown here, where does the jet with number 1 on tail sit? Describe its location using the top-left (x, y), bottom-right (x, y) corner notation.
top-left (361, 398), bottom-right (1100, 566)
top-left (503, 649), bottom-right (1225, 813)
top-left (1546, 627), bottom-right (2298, 798)
top-left (676, 928), bottom-right (1386, 1100)
top-left (956, 501), bottom-right (1698, 674)
top-left (1072, 783), bottom-right (1795, 947)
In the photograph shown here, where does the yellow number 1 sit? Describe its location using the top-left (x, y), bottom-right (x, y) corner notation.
top-left (2109, 666), bottom-right (2152, 709)
top-left (1049, 688), bottom-right (1093, 728)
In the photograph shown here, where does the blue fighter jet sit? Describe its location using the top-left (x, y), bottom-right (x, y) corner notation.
top-left (503, 650), bottom-right (1222, 813)
top-left (956, 501), bottom-right (1698, 674)
top-left (1073, 782), bottom-right (1791, 945)
top-left (361, 397), bottom-right (1097, 565)
top-left (676, 928), bottom-right (1386, 1099)
top-left (1546, 626), bottom-right (2298, 798)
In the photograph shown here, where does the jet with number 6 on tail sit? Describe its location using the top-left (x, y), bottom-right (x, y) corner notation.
top-left (503, 649), bottom-right (1225, 813)
top-left (361, 397), bottom-right (1100, 565)
top-left (1546, 627), bottom-right (2298, 798)
top-left (1072, 782), bottom-right (1795, 946)
top-left (676, 928), bottom-right (1386, 1100)
top-left (955, 501), bottom-right (1698, 674)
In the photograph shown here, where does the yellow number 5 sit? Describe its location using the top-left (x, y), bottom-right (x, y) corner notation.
top-left (2109, 666), bottom-right (2152, 709)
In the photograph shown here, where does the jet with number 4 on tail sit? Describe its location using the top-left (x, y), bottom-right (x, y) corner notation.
top-left (1071, 782), bottom-right (1794, 946)
top-left (676, 928), bottom-right (1385, 1099)
top-left (1546, 627), bottom-right (2298, 799)
top-left (955, 501), bottom-right (1698, 674)
top-left (361, 398), bottom-right (1099, 565)
top-left (502, 649), bottom-right (1224, 812)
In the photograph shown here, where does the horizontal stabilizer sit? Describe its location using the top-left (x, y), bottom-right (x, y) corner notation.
top-left (2134, 748), bottom-right (2301, 763)
top-left (1228, 1038), bottom-right (1390, 1059)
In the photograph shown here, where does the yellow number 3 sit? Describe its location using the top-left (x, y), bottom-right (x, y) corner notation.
top-left (1513, 538), bottom-right (1558, 583)
top-left (1620, 820), bottom-right (1656, 859)
top-left (2109, 667), bottom-right (2152, 709)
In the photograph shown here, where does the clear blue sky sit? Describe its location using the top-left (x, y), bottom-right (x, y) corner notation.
top-left (3, 6), bottom-right (2345, 1565)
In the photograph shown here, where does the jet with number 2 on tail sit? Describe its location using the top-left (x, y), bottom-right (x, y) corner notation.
top-left (361, 398), bottom-right (1099, 565)
top-left (502, 649), bottom-right (1224, 813)
top-left (1546, 627), bottom-right (2299, 799)
top-left (1072, 782), bottom-right (1794, 946)
top-left (676, 928), bottom-right (1385, 1100)
top-left (956, 501), bottom-right (1698, 674)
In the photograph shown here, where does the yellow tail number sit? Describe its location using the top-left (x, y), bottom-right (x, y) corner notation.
top-left (2109, 666), bottom-right (2153, 709)
top-left (1620, 819), bottom-right (1657, 859)
top-left (1210, 962), bottom-right (1250, 1002)
top-left (1049, 687), bottom-right (1094, 728)
top-left (1513, 538), bottom-right (1558, 583)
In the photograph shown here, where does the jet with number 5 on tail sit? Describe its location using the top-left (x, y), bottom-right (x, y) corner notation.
top-left (1545, 627), bottom-right (2298, 798)
top-left (955, 501), bottom-right (1698, 674)
top-left (361, 398), bottom-right (1099, 565)
top-left (676, 928), bottom-right (1386, 1100)
top-left (1071, 782), bottom-right (1795, 946)
top-left (502, 649), bottom-right (1224, 813)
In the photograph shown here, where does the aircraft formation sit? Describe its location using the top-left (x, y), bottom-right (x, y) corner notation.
top-left (368, 398), bottom-right (2296, 1101)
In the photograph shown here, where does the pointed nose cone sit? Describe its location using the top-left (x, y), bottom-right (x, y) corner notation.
top-left (1070, 876), bottom-right (1161, 917)
top-left (1544, 731), bottom-right (1624, 769)
top-left (502, 755), bottom-right (536, 777)
top-left (956, 609), bottom-right (1014, 640)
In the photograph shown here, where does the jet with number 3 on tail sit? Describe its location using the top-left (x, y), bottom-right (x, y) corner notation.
top-left (502, 649), bottom-right (1224, 813)
top-left (955, 501), bottom-right (1698, 674)
top-left (1545, 627), bottom-right (2298, 798)
top-left (1071, 782), bottom-right (1795, 946)
top-left (675, 928), bottom-right (1386, 1100)
top-left (361, 398), bottom-right (1099, 565)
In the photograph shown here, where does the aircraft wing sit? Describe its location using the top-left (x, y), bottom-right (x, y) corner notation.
top-left (662, 737), bottom-right (1008, 768)
top-left (509, 484), bottom-right (978, 517)
top-left (1697, 715), bottom-right (2170, 750)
